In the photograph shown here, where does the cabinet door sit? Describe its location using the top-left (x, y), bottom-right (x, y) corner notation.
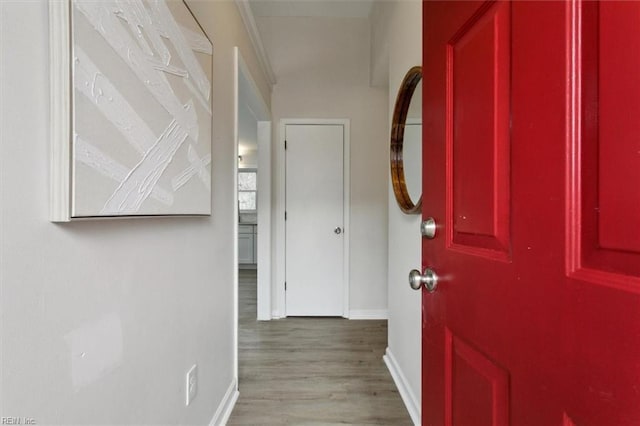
top-left (238, 233), bottom-right (254, 264)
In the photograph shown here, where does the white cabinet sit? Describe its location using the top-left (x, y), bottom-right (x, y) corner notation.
top-left (238, 224), bottom-right (257, 265)
top-left (238, 233), bottom-right (254, 264)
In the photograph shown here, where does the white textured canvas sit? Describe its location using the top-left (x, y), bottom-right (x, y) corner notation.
top-left (56, 0), bottom-right (212, 218)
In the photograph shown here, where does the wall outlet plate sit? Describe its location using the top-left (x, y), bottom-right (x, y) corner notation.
top-left (186, 364), bottom-right (198, 406)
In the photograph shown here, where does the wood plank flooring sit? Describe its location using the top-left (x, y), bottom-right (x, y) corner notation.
top-left (228, 270), bottom-right (412, 425)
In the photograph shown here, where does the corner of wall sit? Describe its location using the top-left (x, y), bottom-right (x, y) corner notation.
top-left (383, 347), bottom-right (421, 425)
top-left (209, 379), bottom-right (240, 426)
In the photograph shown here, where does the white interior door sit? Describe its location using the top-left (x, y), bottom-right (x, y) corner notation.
top-left (285, 124), bottom-right (344, 316)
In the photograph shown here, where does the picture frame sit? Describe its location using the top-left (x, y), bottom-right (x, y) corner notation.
top-left (49, 0), bottom-right (213, 221)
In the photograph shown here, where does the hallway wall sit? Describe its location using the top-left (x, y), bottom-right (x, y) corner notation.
top-left (371, 1), bottom-right (423, 423)
top-left (0, 1), bottom-right (269, 424)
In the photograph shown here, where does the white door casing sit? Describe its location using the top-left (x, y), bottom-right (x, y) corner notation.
top-left (284, 123), bottom-right (348, 316)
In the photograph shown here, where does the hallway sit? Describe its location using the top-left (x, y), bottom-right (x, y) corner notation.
top-left (228, 270), bottom-right (412, 424)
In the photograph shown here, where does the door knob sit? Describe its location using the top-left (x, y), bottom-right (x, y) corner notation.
top-left (334, 227), bottom-right (342, 234)
top-left (409, 268), bottom-right (439, 292)
top-left (421, 217), bottom-right (437, 239)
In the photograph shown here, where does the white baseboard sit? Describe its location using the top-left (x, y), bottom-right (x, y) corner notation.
top-left (349, 309), bottom-right (388, 320)
top-left (383, 347), bottom-right (420, 426)
top-left (209, 379), bottom-right (239, 426)
top-left (256, 312), bottom-right (272, 321)
top-left (271, 310), bottom-right (387, 320)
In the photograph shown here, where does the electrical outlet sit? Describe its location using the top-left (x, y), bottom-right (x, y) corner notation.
top-left (185, 364), bottom-right (198, 406)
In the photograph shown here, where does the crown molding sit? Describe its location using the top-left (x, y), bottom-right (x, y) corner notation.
top-left (234, 0), bottom-right (277, 86)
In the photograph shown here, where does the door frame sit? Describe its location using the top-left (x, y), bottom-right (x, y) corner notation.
top-left (275, 119), bottom-right (351, 318)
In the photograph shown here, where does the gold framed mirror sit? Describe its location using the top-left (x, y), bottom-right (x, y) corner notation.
top-left (390, 66), bottom-right (422, 214)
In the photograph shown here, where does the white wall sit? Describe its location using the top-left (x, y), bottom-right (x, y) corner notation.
top-left (0, 1), bottom-right (269, 424)
top-left (371, 1), bottom-right (423, 423)
top-left (257, 16), bottom-right (389, 317)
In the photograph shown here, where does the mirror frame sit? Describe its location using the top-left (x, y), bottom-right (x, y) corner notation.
top-left (390, 66), bottom-right (423, 214)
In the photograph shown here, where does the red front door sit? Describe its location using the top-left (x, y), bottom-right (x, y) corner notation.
top-left (421, 1), bottom-right (640, 424)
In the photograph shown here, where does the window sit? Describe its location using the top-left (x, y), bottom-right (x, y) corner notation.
top-left (238, 169), bottom-right (257, 211)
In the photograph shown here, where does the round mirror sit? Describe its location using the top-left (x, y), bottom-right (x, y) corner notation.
top-left (390, 66), bottom-right (422, 214)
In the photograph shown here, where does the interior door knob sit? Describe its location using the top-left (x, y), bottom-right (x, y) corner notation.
top-left (409, 268), bottom-right (439, 292)
top-left (334, 227), bottom-right (342, 234)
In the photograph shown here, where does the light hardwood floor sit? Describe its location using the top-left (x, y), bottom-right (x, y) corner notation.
top-left (228, 270), bottom-right (412, 425)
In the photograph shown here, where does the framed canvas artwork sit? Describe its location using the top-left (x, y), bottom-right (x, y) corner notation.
top-left (50, 0), bottom-right (213, 221)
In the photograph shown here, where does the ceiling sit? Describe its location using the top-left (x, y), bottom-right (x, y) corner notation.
top-left (238, 0), bottom-right (375, 155)
top-left (248, 0), bottom-right (375, 18)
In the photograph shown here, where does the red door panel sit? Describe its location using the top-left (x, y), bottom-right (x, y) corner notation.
top-left (422, 1), bottom-right (640, 425)
top-left (597, 2), bottom-right (640, 255)
top-left (563, 1), bottom-right (640, 424)
top-left (448, 0), bottom-right (511, 258)
top-left (571, 0), bottom-right (640, 280)
top-left (446, 330), bottom-right (509, 426)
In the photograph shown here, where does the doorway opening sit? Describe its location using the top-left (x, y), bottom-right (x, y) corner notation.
top-left (233, 47), bottom-right (271, 386)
